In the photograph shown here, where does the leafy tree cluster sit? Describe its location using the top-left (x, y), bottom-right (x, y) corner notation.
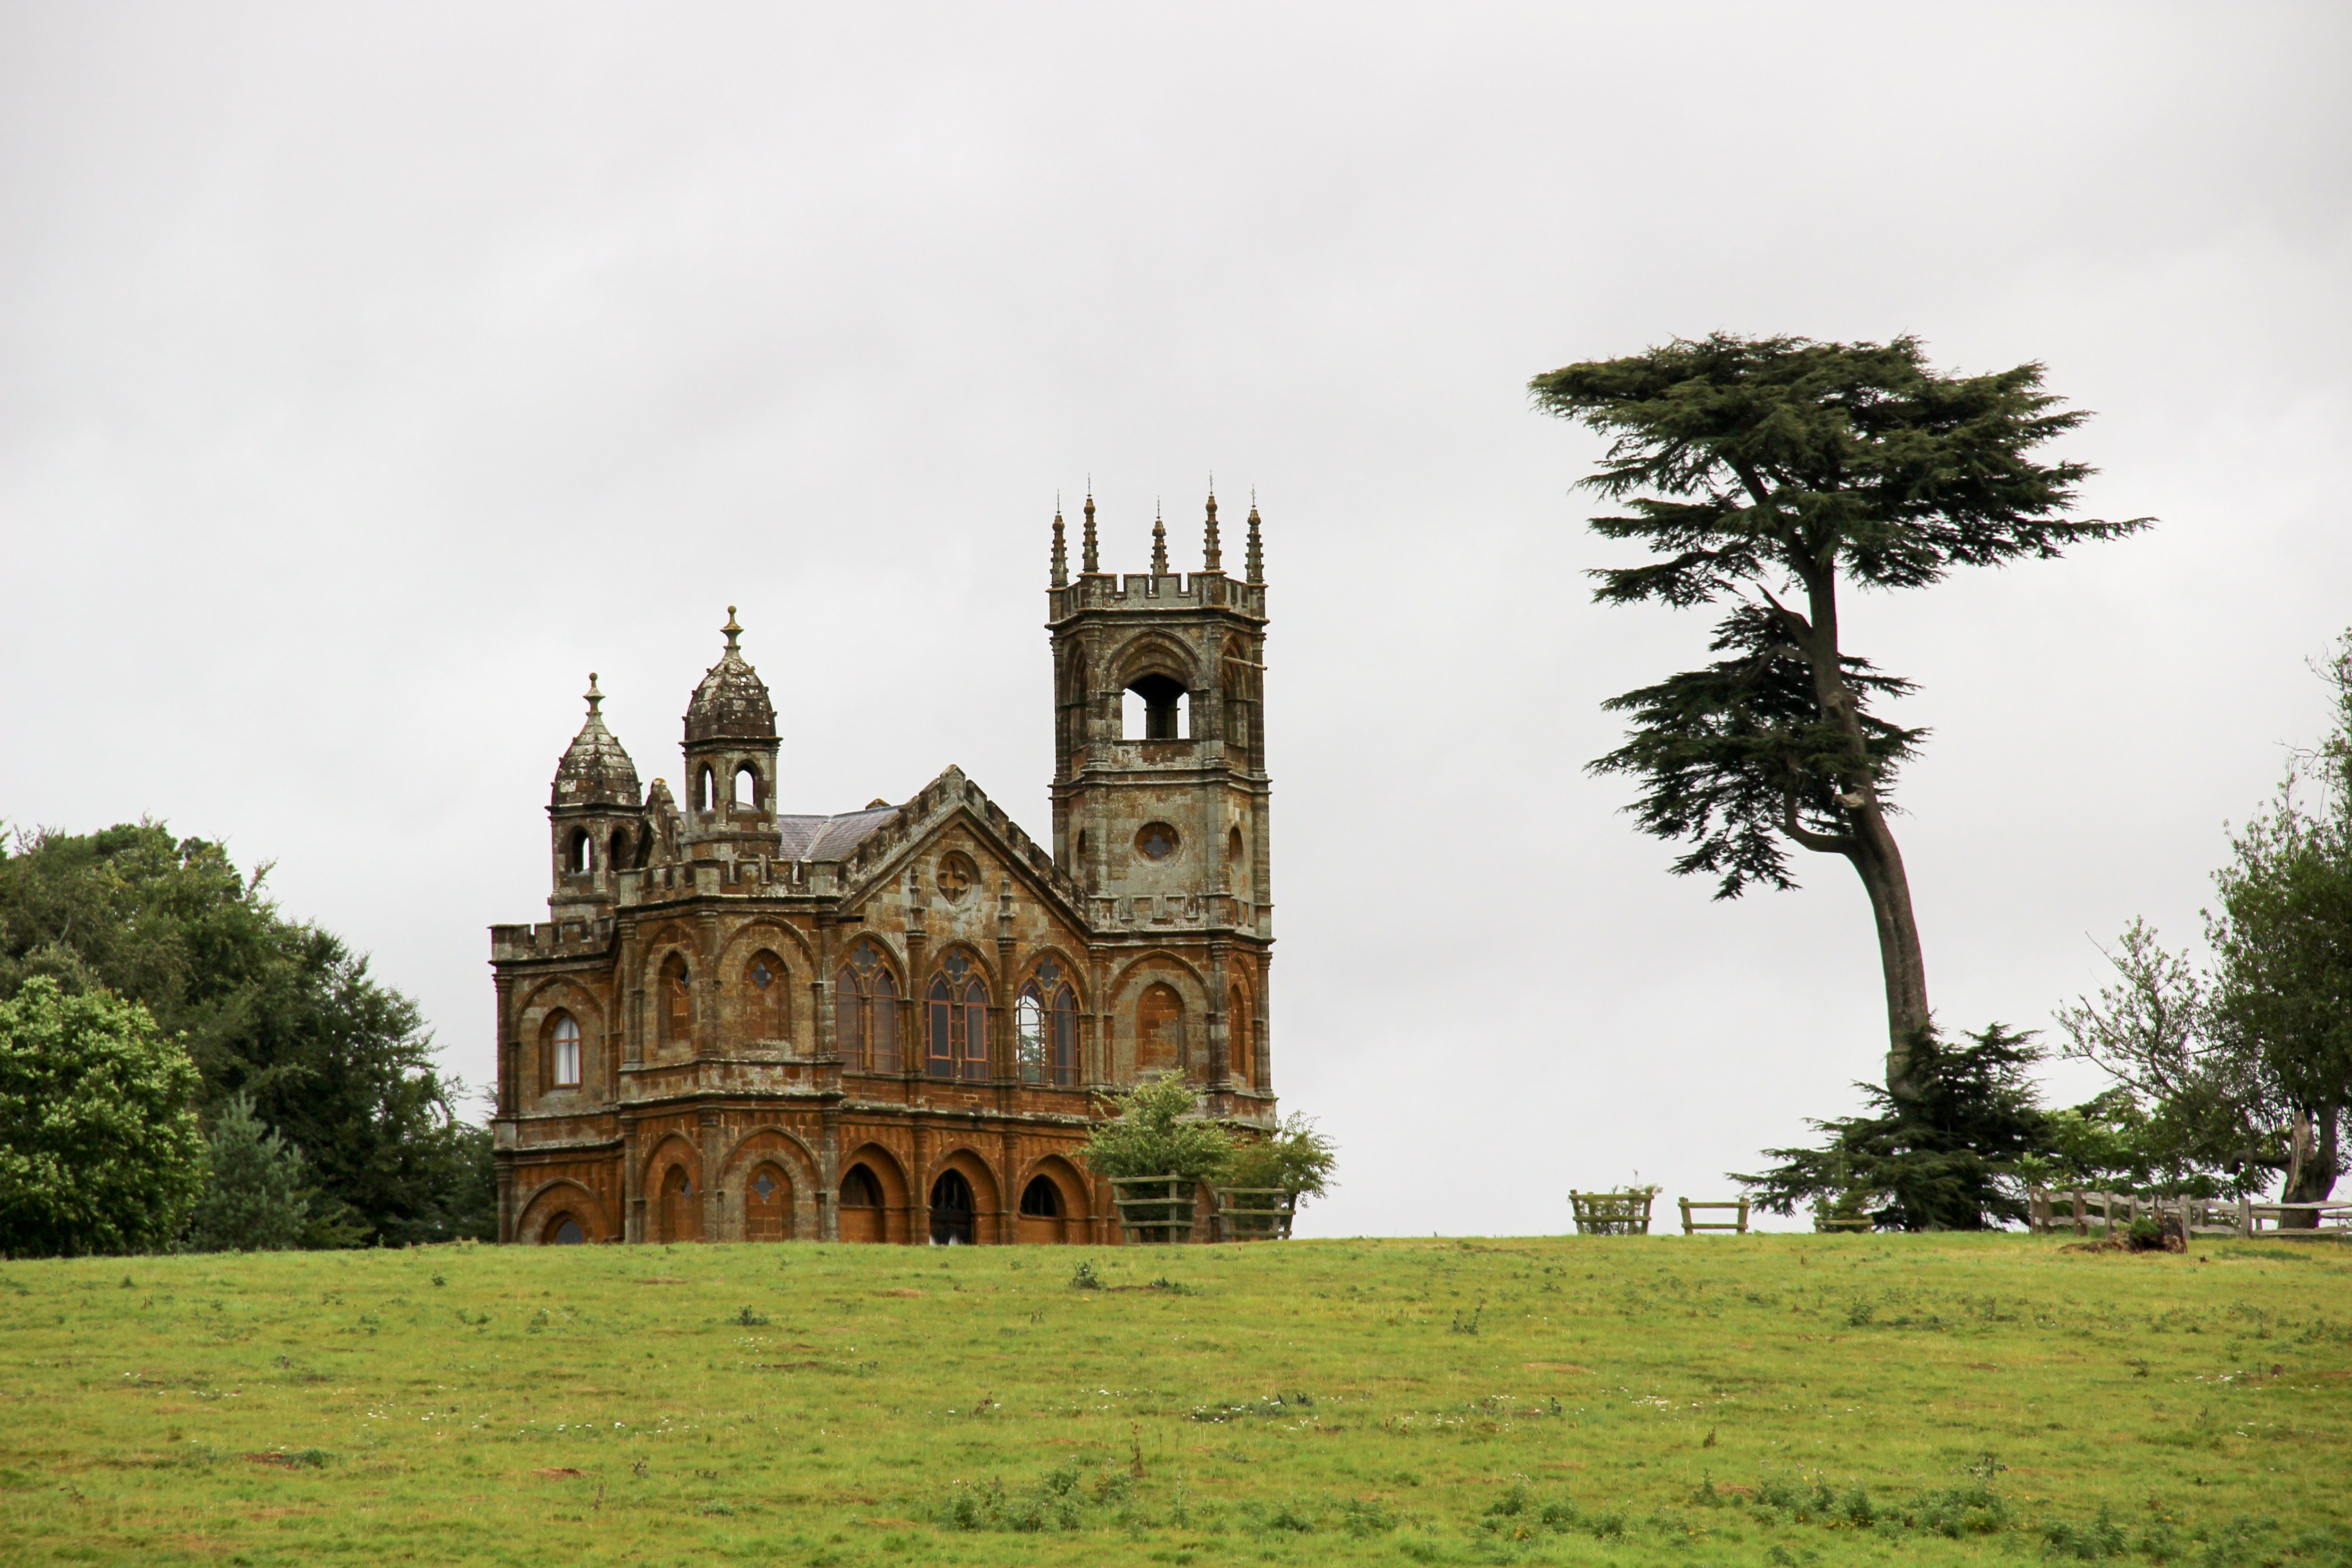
top-left (2058, 632), bottom-right (2352, 1215)
top-left (0, 823), bottom-right (492, 1251)
top-left (0, 977), bottom-right (206, 1256)
top-left (1077, 1074), bottom-right (1337, 1209)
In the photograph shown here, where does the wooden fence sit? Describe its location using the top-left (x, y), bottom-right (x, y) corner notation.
top-left (2027, 1188), bottom-right (2352, 1240)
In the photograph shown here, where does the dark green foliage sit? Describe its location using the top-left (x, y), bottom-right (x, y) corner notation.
top-left (0, 976), bottom-right (205, 1256)
top-left (0, 823), bottom-right (493, 1245)
top-left (1734, 1025), bottom-right (2059, 1229)
top-left (189, 1092), bottom-right (312, 1252)
top-left (1530, 333), bottom-right (2135, 610)
top-left (1591, 604), bottom-right (1926, 898)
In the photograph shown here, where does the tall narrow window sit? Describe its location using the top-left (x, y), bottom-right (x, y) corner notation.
top-left (834, 943), bottom-right (898, 1071)
top-left (660, 956), bottom-right (692, 1047)
top-left (1015, 986), bottom-right (1047, 1083)
top-left (552, 1012), bottom-right (582, 1087)
top-left (697, 766), bottom-right (715, 813)
top-left (1227, 985), bottom-right (1252, 1082)
top-left (745, 951), bottom-right (788, 1042)
top-left (610, 827), bottom-right (631, 872)
top-left (926, 953), bottom-right (987, 1081)
top-left (1052, 984), bottom-right (1079, 1086)
top-left (1137, 984), bottom-right (1184, 1075)
top-left (569, 829), bottom-right (593, 873)
top-left (733, 764), bottom-right (759, 811)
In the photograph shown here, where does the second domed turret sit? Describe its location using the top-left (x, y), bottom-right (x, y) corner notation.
top-left (684, 607), bottom-right (776, 742)
top-left (553, 674), bottom-right (641, 809)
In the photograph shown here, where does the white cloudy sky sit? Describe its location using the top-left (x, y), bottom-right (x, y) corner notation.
top-left (3, 4), bottom-right (2347, 1235)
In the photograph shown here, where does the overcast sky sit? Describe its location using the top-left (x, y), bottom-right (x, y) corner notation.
top-left (3, 4), bottom-right (2348, 1236)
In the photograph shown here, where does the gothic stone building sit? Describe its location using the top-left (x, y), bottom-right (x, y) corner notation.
top-left (491, 495), bottom-right (1274, 1245)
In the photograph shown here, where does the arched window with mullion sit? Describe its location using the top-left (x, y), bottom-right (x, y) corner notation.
top-left (926, 952), bottom-right (988, 1081)
top-left (834, 942), bottom-right (899, 1072)
top-left (1016, 960), bottom-right (1080, 1087)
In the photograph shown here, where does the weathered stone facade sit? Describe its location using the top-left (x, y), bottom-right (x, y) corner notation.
top-left (491, 495), bottom-right (1275, 1245)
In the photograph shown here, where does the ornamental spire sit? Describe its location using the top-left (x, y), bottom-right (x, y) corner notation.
top-left (584, 672), bottom-right (603, 717)
top-left (1245, 494), bottom-right (1263, 583)
top-left (1081, 488), bottom-right (1099, 574)
top-left (1203, 485), bottom-right (1223, 572)
top-left (722, 606), bottom-right (742, 654)
top-left (1151, 502), bottom-right (1168, 574)
top-left (1050, 500), bottom-right (1068, 587)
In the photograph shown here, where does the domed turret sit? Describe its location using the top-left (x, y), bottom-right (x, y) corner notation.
top-left (685, 607), bottom-right (776, 743)
top-left (553, 674), bottom-right (642, 809)
top-left (680, 608), bottom-right (781, 845)
top-left (547, 674), bottom-right (648, 912)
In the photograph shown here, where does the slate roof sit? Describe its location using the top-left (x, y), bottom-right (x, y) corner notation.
top-left (774, 805), bottom-right (899, 862)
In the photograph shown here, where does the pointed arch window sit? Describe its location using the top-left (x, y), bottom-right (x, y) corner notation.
top-left (834, 942), bottom-right (899, 1071)
top-left (1227, 985), bottom-right (1252, 1083)
top-left (551, 1011), bottom-right (582, 1087)
top-left (1017, 960), bottom-right (1079, 1087)
top-left (927, 952), bottom-right (988, 1081)
top-left (659, 955), bottom-right (692, 1047)
top-left (744, 950), bottom-right (789, 1042)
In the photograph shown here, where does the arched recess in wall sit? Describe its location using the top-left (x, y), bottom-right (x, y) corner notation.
top-left (1227, 980), bottom-right (1253, 1084)
top-left (835, 940), bottom-right (902, 1073)
top-left (514, 1178), bottom-right (613, 1246)
top-left (722, 1128), bottom-right (816, 1243)
top-left (644, 1136), bottom-right (702, 1243)
top-left (1136, 983), bottom-right (1185, 1077)
top-left (740, 948), bottom-right (790, 1044)
top-left (656, 953), bottom-right (692, 1050)
top-left (837, 1143), bottom-right (909, 1244)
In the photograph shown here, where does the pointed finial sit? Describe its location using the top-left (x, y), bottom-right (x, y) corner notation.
top-left (1246, 492), bottom-right (1264, 583)
top-left (1081, 488), bottom-right (1099, 573)
top-left (1152, 501), bottom-right (1168, 574)
top-left (722, 606), bottom-right (741, 653)
top-left (584, 673), bottom-right (603, 717)
top-left (1202, 484), bottom-right (1223, 573)
top-left (1050, 501), bottom-right (1069, 588)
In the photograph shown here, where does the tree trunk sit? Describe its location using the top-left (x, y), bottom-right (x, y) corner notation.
top-left (2280, 1108), bottom-right (2340, 1226)
top-left (1792, 571), bottom-right (1932, 1096)
top-left (1846, 820), bottom-right (1933, 1097)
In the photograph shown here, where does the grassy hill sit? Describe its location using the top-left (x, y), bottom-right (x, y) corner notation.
top-left (2, 1233), bottom-right (2348, 1566)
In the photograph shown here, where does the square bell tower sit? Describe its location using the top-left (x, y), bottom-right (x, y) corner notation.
top-left (1045, 492), bottom-right (1271, 943)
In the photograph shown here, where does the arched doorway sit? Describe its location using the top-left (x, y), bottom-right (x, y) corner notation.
top-left (659, 1166), bottom-right (699, 1242)
top-left (546, 1213), bottom-right (586, 1245)
top-left (1017, 1174), bottom-right (1066, 1245)
top-left (930, 1169), bottom-right (976, 1246)
top-left (744, 1162), bottom-right (794, 1241)
top-left (838, 1163), bottom-right (885, 1243)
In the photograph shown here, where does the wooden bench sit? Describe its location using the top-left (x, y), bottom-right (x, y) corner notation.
top-left (1679, 1198), bottom-right (1750, 1235)
top-left (1569, 1188), bottom-right (1658, 1236)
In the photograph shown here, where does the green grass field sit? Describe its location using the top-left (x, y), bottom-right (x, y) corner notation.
top-left (3, 1233), bottom-right (2348, 1567)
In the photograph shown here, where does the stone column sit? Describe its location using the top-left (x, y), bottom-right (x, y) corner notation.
top-left (621, 1114), bottom-right (644, 1244)
top-left (698, 1106), bottom-right (723, 1241)
top-left (817, 1107), bottom-right (840, 1242)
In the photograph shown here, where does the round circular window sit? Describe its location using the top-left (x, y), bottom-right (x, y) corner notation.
top-left (1135, 822), bottom-right (1180, 861)
top-left (938, 851), bottom-right (977, 903)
